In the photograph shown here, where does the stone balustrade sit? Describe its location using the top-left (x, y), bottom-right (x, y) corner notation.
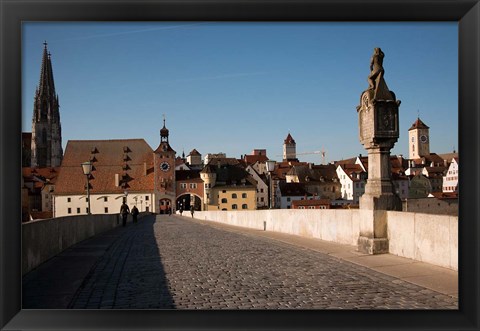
top-left (22, 212), bottom-right (149, 275)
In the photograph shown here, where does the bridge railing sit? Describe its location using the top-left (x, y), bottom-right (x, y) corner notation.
top-left (22, 212), bottom-right (149, 275)
top-left (194, 210), bottom-right (458, 271)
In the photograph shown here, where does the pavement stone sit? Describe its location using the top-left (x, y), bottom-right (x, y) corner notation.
top-left (23, 214), bottom-right (458, 310)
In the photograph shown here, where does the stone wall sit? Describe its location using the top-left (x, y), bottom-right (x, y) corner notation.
top-left (22, 212), bottom-right (148, 275)
top-left (387, 211), bottom-right (457, 270)
top-left (194, 210), bottom-right (458, 270)
top-left (402, 198), bottom-right (458, 216)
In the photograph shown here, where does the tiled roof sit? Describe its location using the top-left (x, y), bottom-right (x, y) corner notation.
top-left (408, 117), bottom-right (430, 131)
top-left (287, 164), bottom-right (338, 183)
top-left (176, 169), bottom-right (201, 181)
top-left (279, 182), bottom-right (311, 197)
top-left (55, 139), bottom-right (154, 195)
top-left (244, 154), bottom-right (268, 165)
top-left (189, 149), bottom-right (201, 156)
top-left (284, 133), bottom-right (295, 144)
top-left (272, 161), bottom-right (308, 180)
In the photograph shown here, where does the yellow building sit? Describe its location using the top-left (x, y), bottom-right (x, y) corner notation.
top-left (200, 158), bottom-right (257, 211)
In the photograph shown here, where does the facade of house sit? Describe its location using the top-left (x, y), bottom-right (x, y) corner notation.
top-left (336, 164), bottom-right (367, 204)
top-left (285, 164), bottom-right (341, 201)
top-left (53, 138), bottom-right (156, 217)
top-left (277, 182), bottom-right (312, 209)
top-left (292, 198), bottom-right (331, 209)
top-left (200, 158), bottom-right (257, 211)
top-left (22, 167), bottom-right (60, 221)
top-left (245, 165), bottom-right (269, 209)
top-left (175, 170), bottom-right (204, 211)
top-left (443, 157), bottom-right (459, 193)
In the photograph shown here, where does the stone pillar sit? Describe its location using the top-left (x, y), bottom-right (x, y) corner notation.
top-left (356, 48), bottom-right (402, 254)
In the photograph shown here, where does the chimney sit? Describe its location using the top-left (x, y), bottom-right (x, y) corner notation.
top-left (144, 162), bottom-right (147, 176)
top-left (115, 174), bottom-right (120, 187)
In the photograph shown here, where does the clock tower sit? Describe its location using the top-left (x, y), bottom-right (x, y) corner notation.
top-left (408, 117), bottom-right (430, 159)
top-left (154, 117), bottom-right (176, 214)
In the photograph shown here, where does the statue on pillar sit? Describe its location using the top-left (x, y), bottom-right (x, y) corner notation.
top-left (356, 47), bottom-right (402, 255)
top-left (368, 47), bottom-right (385, 90)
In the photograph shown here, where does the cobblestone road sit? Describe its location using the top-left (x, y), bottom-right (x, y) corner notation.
top-left (69, 215), bottom-right (457, 309)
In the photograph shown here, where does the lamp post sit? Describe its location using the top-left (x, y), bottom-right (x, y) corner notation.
top-left (265, 160), bottom-right (276, 209)
top-left (81, 161), bottom-right (93, 214)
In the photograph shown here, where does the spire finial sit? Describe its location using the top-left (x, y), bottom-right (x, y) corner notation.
top-left (162, 113), bottom-right (166, 127)
top-left (43, 40), bottom-right (47, 48)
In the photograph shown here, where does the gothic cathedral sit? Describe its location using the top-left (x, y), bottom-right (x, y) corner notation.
top-left (153, 118), bottom-right (176, 214)
top-left (31, 42), bottom-right (63, 168)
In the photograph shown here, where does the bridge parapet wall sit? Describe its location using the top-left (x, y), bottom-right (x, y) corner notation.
top-left (22, 212), bottom-right (148, 275)
top-left (194, 210), bottom-right (457, 270)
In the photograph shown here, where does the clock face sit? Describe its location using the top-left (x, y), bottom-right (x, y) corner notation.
top-left (160, 161), bottom-right (170, 172)
top-left (420, 135), bottom-right (428, 143)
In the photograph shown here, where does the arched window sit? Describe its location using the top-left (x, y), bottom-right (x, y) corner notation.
top-left (242, 204), bottom-right (248, 209)
top-left (221, 198), bottom-right (227, 203)
top-left (232, 204), bottom-right (238, 209)
top-left (232, 193), bottom-right (237, 199)
top-left (242, 193), bottom-right (247, 198)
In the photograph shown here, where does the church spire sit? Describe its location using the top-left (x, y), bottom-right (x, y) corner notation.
top-left (31, 41), bottom-right (63, 167)
top-left (37, 41), bottom-right (56, 100)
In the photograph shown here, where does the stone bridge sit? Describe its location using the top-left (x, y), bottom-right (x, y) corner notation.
top-left (22, 213), bottom-right (457, 309)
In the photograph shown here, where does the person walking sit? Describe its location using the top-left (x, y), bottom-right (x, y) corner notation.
top-left (190, 205), bottom-right (195, 218)
top-left (131, 205), bottom-right (139, 224)
top-left (179, 207), bottom-right (183, 216)
top-left (120, 201), bottom-right (130, 227)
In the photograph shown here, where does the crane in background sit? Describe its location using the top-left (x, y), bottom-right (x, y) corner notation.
top-left (276, 148), bottom-right (327, 164)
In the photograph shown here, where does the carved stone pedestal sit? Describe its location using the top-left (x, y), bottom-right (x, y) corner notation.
top-left (356, 48), bottom-right (402, 255)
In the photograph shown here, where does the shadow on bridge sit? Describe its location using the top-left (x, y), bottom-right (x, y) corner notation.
top-left (22, 214), bottom-right (175, 309)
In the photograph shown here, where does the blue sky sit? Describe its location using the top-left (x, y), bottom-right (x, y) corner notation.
top-left (22, 22), bottom-right (458, 163)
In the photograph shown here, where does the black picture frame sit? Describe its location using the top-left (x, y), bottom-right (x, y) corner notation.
top-left (1, 1), bottom-right (478, 330)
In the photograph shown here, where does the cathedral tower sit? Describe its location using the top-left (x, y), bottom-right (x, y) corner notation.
top-left (408, 117), bottom-right (430, 159)
top-left (31, 42), bottom-right (63, 167)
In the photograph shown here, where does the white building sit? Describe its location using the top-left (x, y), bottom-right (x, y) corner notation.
top-left (443, 157), bottom-right (459, 193)
top-left (336, 164), bottom-right (367, 204)
top-left (245, 165), bottom-right (268, 208)
top-left (54, 139), bottom-right (156, 217)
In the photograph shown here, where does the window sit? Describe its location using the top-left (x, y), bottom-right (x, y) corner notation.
top-left (232, 204), bottom-right (237, 209)
top-left (308, 206), bottom-right (315, 209)
top-left (77, 208), bottom-right (80, 213)
top-left (287, 197), bottom-right (291, 202)
top-left (221, 198), bottom-right (227, 203)
top-left (68, 208), bottom-right (72, 214)
top-left (86, 208), bottom-right (89, 213)
top-left (242, 193), bottom-right (247, 198)
top-left (104, 197), bottom-right (108, 202)
top-left (145, 196), bottom-right (149, 201)
top-left (260, 188), bottom-right (264, 193)
top-left (86, 197), bottom-right (89, 202)
top-left (222, 190), bottom-right (226, 193)
top-left (260, 197), bottom-right (264, 202)
top-left (104, 207), bottom-right (108, 213)
top-left (242, 204), bottom-right (248, 209)
top-left (180, 183), bottom-right (187, 189)
top-left (67, 197), bottom-right (71, 203)
top-left (232, 193), bottom-right (237, 199)
top-left (190, 183), bottom-right (197, 189)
